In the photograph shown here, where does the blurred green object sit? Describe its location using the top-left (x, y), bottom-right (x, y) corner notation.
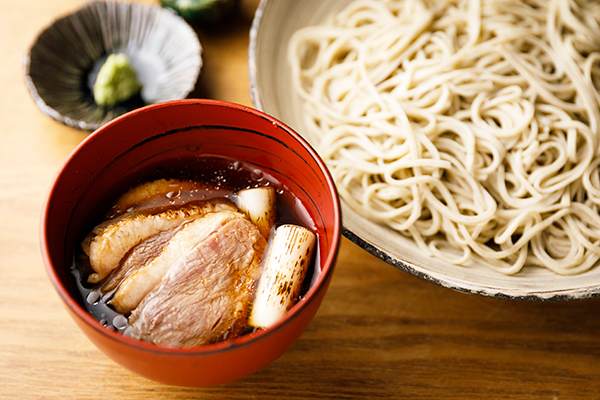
top-left (159, 0), bottom-right (239, 24)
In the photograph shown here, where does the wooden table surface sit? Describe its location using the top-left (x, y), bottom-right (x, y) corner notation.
top-left (2, 0), bottom-right (600, 398)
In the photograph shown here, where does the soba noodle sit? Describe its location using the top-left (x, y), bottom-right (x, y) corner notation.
top-left (288, 0), bottom-right (600, 275)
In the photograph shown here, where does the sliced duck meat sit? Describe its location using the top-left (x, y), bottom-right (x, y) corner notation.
top-left (82, 201), bottom-right (237, 284)
top-left (108, 179), bottom-right (231, 218)
top-left (110, 210), bottom-right (247, 314)
top-left (100, 229), bottom-right (176, 294)
top-left (128, 213), bottom-right (266, 347)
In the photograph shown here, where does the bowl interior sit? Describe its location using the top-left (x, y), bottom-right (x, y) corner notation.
top-left (42, 99), bottom-right (341, 353)
top-left (249, 0), bottom-right (600, 300)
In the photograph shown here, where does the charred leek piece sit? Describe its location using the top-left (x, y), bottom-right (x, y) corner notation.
top-left (249, 224), bottom-right (316, 328)
top-left (236, 186), bottom-right (276, 239)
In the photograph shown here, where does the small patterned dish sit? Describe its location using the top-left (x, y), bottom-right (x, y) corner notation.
top-left (24, 1), bottom-right (202, 131)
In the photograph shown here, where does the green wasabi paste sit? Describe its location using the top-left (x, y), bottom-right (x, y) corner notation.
top-left (93, 53), bottom-right (142, 107)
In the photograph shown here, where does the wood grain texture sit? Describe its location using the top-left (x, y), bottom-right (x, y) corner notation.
top-left (1, 0), bottom-right (600, 399)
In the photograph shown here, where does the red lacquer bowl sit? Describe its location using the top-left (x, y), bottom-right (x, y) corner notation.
top-left (40, 99), bottom-right (341, 386)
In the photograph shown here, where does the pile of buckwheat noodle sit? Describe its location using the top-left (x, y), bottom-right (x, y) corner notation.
top-left (288, 0), bottom-right (600, 275)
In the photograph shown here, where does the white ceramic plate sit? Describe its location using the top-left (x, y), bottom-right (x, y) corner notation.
top-left (248, 0), bottom-right (600, 300)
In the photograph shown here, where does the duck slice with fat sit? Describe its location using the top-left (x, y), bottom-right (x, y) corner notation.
top-left (82, 201), bottom-right (237, 284)
top-left (128, 213), bottom-right (267, 347)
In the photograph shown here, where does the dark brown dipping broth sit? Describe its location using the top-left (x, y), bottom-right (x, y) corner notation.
top-left (72, 156), bottom-right (319, 340)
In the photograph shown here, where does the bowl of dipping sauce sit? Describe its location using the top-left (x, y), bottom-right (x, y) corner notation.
top-left (40, 99), bottom-right (342, 386)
